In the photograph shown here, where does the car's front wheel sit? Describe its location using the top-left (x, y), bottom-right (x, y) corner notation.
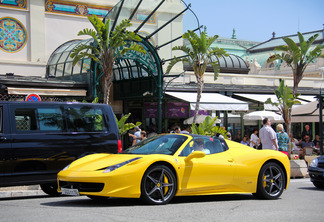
top-left (254, 162), bottom-right (285, 199)
top-left (141, 165), bottom-right (176, 205)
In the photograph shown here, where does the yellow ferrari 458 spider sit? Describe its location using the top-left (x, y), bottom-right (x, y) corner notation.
top-left (57, 134), bottom-right (290, 204)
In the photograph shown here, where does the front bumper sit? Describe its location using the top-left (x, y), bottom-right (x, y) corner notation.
top-left (57, 169), bottom-right (143, 198)
top-left (308, 168), bottom-right (324, 183)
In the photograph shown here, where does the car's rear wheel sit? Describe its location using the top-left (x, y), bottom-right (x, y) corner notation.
top-left (40, 183), bottom-right (61, 196)
top-left (312, 182), bottom-right (324, 189)
top-left (141, 165), bottom-right (176, 205)
top-left (254, 162), bottom-right (285, 199)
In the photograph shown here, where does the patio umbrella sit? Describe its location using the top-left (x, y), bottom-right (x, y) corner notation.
top-left (243, 110), bottom-right (283, 122)
top-left (183, 115), bottom-right (221, 124)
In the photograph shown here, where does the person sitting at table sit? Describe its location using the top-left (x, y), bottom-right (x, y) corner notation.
top-left (289, 133), bottom-right (300, 154)
top-left (313, 134), bottom-right (320, 148)
top-left (240, 134), bottom-right (250, 146)
top-left (297, 135), bottom-right (315, 159)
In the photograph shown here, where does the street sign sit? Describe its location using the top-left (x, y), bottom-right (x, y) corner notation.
top-left (25, 94), bottom-right (41, 102)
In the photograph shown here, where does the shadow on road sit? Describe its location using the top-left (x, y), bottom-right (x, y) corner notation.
top-left (40, 193), bottom-right (255, 208)
top-left (298, 186), bottom-right (324, 191)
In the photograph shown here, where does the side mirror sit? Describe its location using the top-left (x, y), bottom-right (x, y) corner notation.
top-left (184, 151), bottom-right (206, 161)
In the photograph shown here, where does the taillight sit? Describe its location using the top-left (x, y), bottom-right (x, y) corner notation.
top-left (118, 140), bottom-right (122, 153)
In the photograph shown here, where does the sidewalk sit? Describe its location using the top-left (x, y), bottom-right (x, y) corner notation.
top-left (0, 185), bottom-right (45, 198)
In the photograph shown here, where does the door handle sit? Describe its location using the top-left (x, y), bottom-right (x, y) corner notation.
top-left (0, 136), bottom-right (7, 141)
top-left (228, 158), bottom-right (234, 162)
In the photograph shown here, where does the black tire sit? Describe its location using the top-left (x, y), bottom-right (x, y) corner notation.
top-left (87, 195), bottom-right (110, 201)
top-left (40, 183), bottom-right (61, 196)
top-left (312, 182), bottom-right (324, 189)
top-left (254, 162), bottom-right (285, 200)
top-left (141, 165), bottom-right (177, 205)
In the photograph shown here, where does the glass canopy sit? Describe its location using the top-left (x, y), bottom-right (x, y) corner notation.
top-left (46, 0), bottom-right (202, 82)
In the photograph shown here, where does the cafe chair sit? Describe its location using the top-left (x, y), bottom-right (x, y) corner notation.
top-left (304, 147), bottom-right (314, 156)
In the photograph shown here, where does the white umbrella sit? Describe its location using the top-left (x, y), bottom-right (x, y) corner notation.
top-left (183, 115), bottom-right (221, 124)
top-left (243, 110), bottom-right (284, 122)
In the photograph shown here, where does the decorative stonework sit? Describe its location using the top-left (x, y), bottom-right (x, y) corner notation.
top-left (0, 0), bottom-right (27, 10)
top-left (0, 17), bottom-right (27, 53)
top-left (138, 31), bottom-right (156, 46)
top-left (45, 0), bottom-right (112, 18)
top-left (131, 10), bottom-right (156, 24)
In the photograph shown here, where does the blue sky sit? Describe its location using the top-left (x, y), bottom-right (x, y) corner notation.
top-left (183, 0), bottom-right (324, 42)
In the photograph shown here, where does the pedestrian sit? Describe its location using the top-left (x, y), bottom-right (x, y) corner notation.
top-left (259, 118), bottom-right (279, 150)
top-left (250, 128), bottom-right (260, 149)
top-left (129, 126), bottom-right (141, 146)
top-left (141, 131), bottom-right (147, 140)
top-left (276, 124), bottom-right (289, 152)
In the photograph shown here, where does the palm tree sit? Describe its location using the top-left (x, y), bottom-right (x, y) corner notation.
top-left (166, 30), bottom-right (227, 123)
top-left (71, 15), bottom-right (146, 104)
top-left (267, 32), bottom-right (324, 95)
top-left (265, 79), bottom-right (300, 157)
top-left (190, 116), bottom-right (227, 138)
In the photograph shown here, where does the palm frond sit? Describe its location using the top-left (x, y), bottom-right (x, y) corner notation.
top-left (72, 52), bottom-right (99, 66)
top-left (165, 57), bottom-right (189, 74)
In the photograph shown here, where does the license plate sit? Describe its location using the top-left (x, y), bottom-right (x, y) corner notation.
top-left (61, 188), bottom-right (80, 196)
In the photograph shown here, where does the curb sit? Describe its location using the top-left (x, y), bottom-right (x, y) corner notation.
top-left (0, 185), bottom-right (45, 198)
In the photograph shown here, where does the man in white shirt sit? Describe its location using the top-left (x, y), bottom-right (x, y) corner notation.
top-left (259, 118), bottom-right (278, 150)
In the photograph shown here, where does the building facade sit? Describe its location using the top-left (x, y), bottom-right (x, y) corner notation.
top-left (1, 0), bottom-right (324, 139)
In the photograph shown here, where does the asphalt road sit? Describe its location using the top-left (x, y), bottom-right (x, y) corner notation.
top-left (0, 178), bottom-right (323, 222)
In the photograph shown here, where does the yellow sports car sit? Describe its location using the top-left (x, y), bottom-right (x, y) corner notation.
top-left (57, 134), bottom-right (290, 204)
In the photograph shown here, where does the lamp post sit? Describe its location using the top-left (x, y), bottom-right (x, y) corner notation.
top-left (319, 89), bottom-right (323, 156)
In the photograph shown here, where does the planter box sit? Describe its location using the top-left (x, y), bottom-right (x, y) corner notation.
top-left (290, 159), bottom-right (308, 178)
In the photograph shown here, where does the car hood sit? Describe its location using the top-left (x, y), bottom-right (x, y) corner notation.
top-left (67, 153), bottom-right (144, 172)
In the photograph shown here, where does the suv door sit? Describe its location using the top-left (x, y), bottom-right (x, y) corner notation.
top-left (7, 104), bottom-right (70, 185)
top-left (0, 104), bottom-right (12, 185)
top-left (64, 104), bottom-right (118, 154)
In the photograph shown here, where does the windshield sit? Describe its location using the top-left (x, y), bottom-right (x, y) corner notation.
top-left (123, 134), bottom-right (188, 155)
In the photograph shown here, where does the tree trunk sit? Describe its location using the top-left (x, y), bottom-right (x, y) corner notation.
top-left (103, 60), bottom-right (114, 104)
top-left (193, 76), bottom-right (204, 124)
top-left (286, 109), bottom-right (292, 160)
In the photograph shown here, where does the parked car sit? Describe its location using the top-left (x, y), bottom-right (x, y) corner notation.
top-left (308, 155), bottom-right (324, 189)
top-left (58, 134), bottom-right (290, 205)
top-left (0, 101), bottom-right (121, 196)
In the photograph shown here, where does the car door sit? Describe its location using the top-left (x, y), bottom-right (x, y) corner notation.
top-left (178, 137), bottom-right (236, 195)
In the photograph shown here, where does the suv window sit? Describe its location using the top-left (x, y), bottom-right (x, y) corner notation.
top-left (66, 105), bottom-right (107, 132)
top-left (38, 108), bottom-right (64, 131)
top-left (15, 108), bottom-right (64, 131)
top-left (15, 108), bottom-right (38, 131)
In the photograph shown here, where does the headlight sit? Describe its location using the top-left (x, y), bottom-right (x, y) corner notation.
top-left (309, 158), bottom-right (318, 168)
top-left (62, 164), bottom-right (71, 171)
top-left (103, 157), bottom-right (141, 173)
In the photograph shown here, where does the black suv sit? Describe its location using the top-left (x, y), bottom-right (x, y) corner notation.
top-left (308, 155), bottom-right (324, 189)
top-left (0, 101), bottom-right (120, 195)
